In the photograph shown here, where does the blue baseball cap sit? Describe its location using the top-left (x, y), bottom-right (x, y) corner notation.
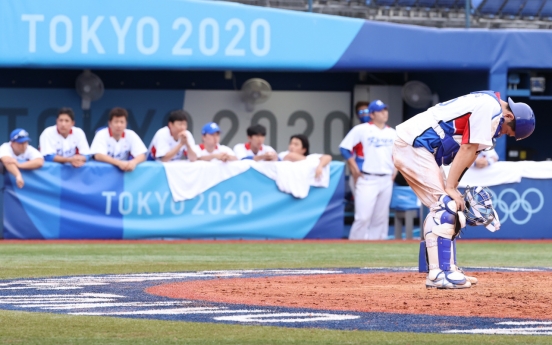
top-left (202, 122), bottom-right (221, 135)
top-left (368, 100), bottom-right (388, 114)
top-left (10, 128), bottom-right (31, 143)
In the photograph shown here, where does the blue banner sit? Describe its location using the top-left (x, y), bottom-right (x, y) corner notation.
top-left (0, 0), bottom-right (362, 70)
top-left (461, 179), bottom-right (551, 239)
top-left (2, 162), bottom-right (344, 239)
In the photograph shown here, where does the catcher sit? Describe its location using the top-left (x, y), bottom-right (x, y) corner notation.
top-left (393, 91), bottom-right (535, 289)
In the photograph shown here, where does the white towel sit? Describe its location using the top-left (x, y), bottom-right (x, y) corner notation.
top-left (441, 161), bottom-right (552, 187)
top-left (251, 155), bottom-right (330, 199)
top-left (519, 161), bottom-right (552, 179)
top-left (163, 160), bottom-right (252, 201)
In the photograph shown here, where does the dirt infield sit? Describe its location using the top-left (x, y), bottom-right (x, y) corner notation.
top-left (147, 271), bottom-right (552, 320)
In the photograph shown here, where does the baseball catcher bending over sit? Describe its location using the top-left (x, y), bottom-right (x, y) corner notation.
top-left (393, 91), bottom-right (535, 289)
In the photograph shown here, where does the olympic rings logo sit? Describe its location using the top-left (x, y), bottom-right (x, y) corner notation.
top-left (488, 188), bottom-right (544, 225)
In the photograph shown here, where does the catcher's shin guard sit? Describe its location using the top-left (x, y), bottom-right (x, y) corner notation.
top-left (422, 195), bottom-right (470, 289)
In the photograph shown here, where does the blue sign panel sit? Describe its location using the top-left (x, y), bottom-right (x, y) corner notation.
top-left (461, 179), bottom-right (551, 239)
top-left (0, 0), bottom-right (363, 70)
top-left (2, 162), bottom-right (345, 239)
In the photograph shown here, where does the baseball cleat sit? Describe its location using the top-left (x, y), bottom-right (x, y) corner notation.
top-left (454, 267), bottom-right (478, 285)
top-left (425, 270), bottom-right (472, 289)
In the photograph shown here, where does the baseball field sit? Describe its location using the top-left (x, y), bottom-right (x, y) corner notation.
top-left (1, 239), bottom-right (551, 344)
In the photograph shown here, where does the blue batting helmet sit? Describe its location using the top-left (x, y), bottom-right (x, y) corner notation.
top-left (508, 98), bottom-right (535, 141)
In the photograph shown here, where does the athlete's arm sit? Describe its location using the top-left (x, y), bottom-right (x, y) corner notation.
top-left (160, 144), bottom-right (183, 162)
top-left (125, 153), bottom-right (146, 171)
top-left (17, 157), bottom-right (44, 170)
top-left (94, 153), bottom-right (128, 170)
top-left (315, 154), bottom-right (332, 180)
top-left (445, 143), bottom-right (479, 211)
top-left (1, 157), bottom-right (24, 188)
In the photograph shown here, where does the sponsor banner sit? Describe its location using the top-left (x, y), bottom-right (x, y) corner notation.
top-left (461, 178), bottom-right (551, 239)
top-left (2, 161), bottom-right (344, 239)
top-left (0, 0), bottom-right (363, 70)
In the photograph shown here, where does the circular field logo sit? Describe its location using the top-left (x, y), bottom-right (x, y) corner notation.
top-left (0, 267), bottom-right (551, 335)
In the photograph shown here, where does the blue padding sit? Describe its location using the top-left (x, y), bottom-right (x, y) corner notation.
top-left (340, 147), bottom-right (353, 160)
top-left (479, 0), bottom-right (506, 15)
top-left (419, 241), bottom-right (428, 273)
top-left (452, 238), bottom-right (457, 266)
top-left (434, 135), bottom-right (460, 166)
top-left (501, 0), bottom-right (525, 16)
top-left (521, 0), bottom-right (544, 17)
top-left (44, 154), bottom-right (55, 162)
top-left (437, 237), bottom-right (452, 271)
top-left (304, 165), bottom-right (345, 239)
top-left (540, 1), bottom-right (552, 17)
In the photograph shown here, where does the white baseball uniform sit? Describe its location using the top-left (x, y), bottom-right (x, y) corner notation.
top-left (394, 91), bottom-right (502, 207)
top-left (90, 128), bottom-right (147, 161)
top-left (0, 142), bottom-right (42, 162)
top-left (39, 125), bottom-right (91, 158)
top-left (473, 148), bottom-right (498, 168)
top-left (148, 126), bottom-right (195, 161)
top-left (340, 123), bottom-right (396, 240)
top-left (192, 144), bottom-right (236, 161)
top-left (233, 142), bottom-right (276, 160)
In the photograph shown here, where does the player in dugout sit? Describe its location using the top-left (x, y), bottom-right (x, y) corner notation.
top-left (39, 107), bottom-right (91, 168)
top-left (148, 109), bottom-right (197, 162)
top-left (0, 128), bottom-right (44, 188)
top-left (346, 101), bottom-right (370, 195)
top-left (193, 122), bottom-right (237, 162)
top-left (393, 90), bottom-right (535, 289)
top-left (339, 100), bottom-right (397, 241)
top-left (90, 107), bottom-right (147, 172)
top-left (279, 134), bottom-right (332, 181)
top-left (233, 124), bottom-right (278, 161)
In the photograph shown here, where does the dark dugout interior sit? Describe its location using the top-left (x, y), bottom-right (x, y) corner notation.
top-left (0, 68), bottom-right (547, 160)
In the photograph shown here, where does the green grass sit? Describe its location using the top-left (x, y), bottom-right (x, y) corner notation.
top-left (0, 241), bottom-right (551, 344)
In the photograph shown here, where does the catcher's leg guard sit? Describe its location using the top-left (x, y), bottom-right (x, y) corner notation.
top-left (422, 195), bottom-right (470, 289)
top-left (451, 239), bottom-right (478, 285)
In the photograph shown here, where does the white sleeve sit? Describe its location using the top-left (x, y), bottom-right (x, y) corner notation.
top-left (39, 128), bottom-right (56, 156)
top-left (0, 143), bottom-right (11, 158)
top-left (339, 125), bottom-right (362, 151)
top-left (306, 153), bottom-right (322, 163)
top-left (278, 151), bottom-right (289, 160)
top-left (90, 131), bottom-right (108, 155)
top-left (221, 145), bottom-right (236, 157)
top-left (489, 149), bottom-right (499, 160)
top-left (265, 145), bottom-right (276, 153)
top-left (26, 145), bottom-right (44, 160)
top-left (192, 144), bottom-right (204, 158)
top-left (186, 130), bottom-right (195, 147)
top-left (152, 135), bottom-right (171, 158)
top-left (233, 144), bottom-right (247, 159)
top-left (75, 128), bottom-right (91, 155)
top-left (464, 98), bottom-right (497, 149)
top-left (128, 131), bottom-right (148, 157)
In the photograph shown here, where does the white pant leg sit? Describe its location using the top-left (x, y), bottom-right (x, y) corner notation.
top-left (366, 176), bottom-right (393, 240)
top-left (392, 138), bottom-right (446, 208)
top-left (349, 175), bottom-right (380, 240)
top-left (348, 173), bottom-right (356, 197)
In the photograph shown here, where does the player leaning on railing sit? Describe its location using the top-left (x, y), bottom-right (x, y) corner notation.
top-left (393, 91), bottom-right (535, 289)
